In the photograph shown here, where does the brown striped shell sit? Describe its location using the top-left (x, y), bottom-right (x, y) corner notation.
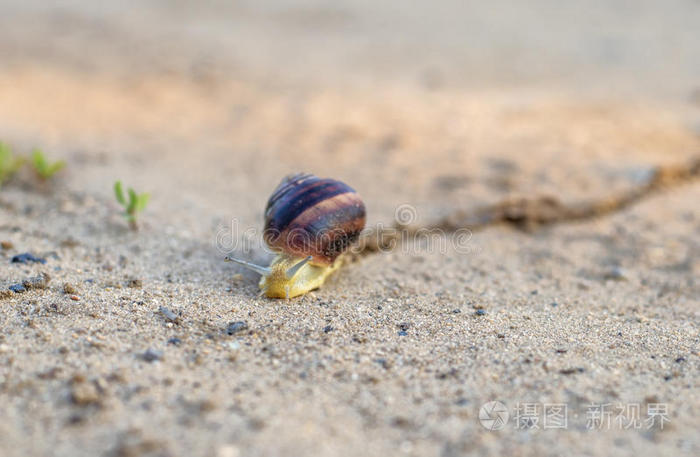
top-left (263, 173), bottom-right (366, 266)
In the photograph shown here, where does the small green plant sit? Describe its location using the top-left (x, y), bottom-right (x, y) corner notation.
top-left (30, 148), bottom-right (65, 180)
top-left (0, 142), bottom-right (25, 188)
top-left (114, 181), bottom-right (150, 230)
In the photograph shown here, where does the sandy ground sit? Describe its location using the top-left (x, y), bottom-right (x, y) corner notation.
top-left (0, 1), bottom-right (698, 456)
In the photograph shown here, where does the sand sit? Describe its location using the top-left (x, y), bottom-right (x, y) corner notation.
top-left (0, 2), bottom-right (698, 456)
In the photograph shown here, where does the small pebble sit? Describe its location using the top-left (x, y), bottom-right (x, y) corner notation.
top-left (1, 240), bottom-right (13, 250)
top-left (60, 238), bottom-right (80, 248)
top-left (167, 337), bottom-right (182, 346)
top-left (226, 321), bottom-right (248, 335)
top-left (559, 367), bottom-right (585, 375)
top-left (375, 358), bottom-right (390, 369)
top-left (603, 266), bottom-right (628, 281)
top-left (128, 278), bottom-right (143, 288)
top-left (63, 283), bottom-right (78, 294)
top-left (11, 253), bottom-right (46, 264)
top-left (141, 348), bottom-right (163, 362)
top-left (9, 284), bottom-right (25, 293)
top-left (69, 295), bottom-right (80, 301)
top-left (158, 306), bottom-right (179, 323)
top-left (475, 309), bottom-right (486, 316)
top-left (70, 381), bottom-right (101, 406)
top-left (398, 330), bottom-right (408, 337)
top-left (66, 414), bottom-right (85, 425)
top-left (323, 325), bottom-right (334, 333)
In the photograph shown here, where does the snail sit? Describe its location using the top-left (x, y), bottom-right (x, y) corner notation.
top-left (226, 173), bottom-right (366, 298)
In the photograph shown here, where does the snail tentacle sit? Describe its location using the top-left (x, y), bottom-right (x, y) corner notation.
top-left (224, 255), bottom-right (272, 276)
top-left (285, 255), bottom-right (313, 279)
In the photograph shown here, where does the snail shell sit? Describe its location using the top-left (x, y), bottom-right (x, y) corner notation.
top-left (263, 173), bottom-right (366, 265)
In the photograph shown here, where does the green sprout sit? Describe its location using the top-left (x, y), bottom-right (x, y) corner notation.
top-left (0, 142), bottom-right (25, 188)
top-left (114, 181), bottom-right (150, 230)
top-left (30, 148), bottom-right (65, 180)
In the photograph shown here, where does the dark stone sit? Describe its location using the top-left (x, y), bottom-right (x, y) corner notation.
top-left (9, 284), bottom-right (25, 293)
top-left (226, 321), bottom-right (248, 335)
top-left (559, 367), bottom-right (585, 375)
top-left (141, 348), bottom-right (163, 362)
top-left (436, 368), bottom-right (458, 380)
top-left (374, 358), bottom-right (390, 369)
top-left (167, 338), bottom-right (182, 346)
top-left (11, 253), bottom-right (46, 264)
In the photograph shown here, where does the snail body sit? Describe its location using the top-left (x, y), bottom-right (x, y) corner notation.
top-left (226, 173), bottom-right (366, 298)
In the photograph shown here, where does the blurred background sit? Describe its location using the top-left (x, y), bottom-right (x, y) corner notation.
top-left (1, 1), bottom-right (699, 227)
top-left (1, 0), bottom-right (699, 233)
top-left (2, 0), bottom-right (699, 94)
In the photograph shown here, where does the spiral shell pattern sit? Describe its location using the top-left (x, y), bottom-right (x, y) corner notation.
top-left (264, 173), bottom-right (366, 265)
